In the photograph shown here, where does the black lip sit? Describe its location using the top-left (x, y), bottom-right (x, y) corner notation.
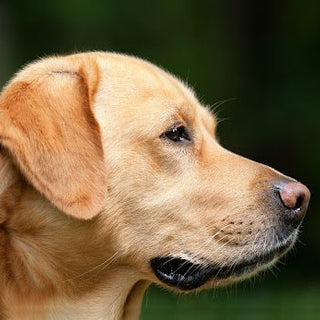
top-left (151, 243), bottom-right (291, 291)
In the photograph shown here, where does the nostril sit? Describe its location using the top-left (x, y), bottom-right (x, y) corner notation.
top-left (294, 195), bottom-right (304, 211)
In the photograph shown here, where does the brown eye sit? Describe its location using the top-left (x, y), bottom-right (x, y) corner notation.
top-left (161, 126), bottom-right (191, 143)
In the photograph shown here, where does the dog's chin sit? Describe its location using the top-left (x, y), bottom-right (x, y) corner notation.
top-left (150, 242), bottom-right (293, 291)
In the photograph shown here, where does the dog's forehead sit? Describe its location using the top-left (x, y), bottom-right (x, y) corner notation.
top-left (94, 54), bottom-right (216, 132)
top-left (96, 54), bottom-right (196, 102)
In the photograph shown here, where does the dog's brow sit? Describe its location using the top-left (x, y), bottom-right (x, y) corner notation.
top-left (159, 105), bottom-right (194, 126)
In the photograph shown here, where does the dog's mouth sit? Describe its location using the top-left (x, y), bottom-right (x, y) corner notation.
top-left (150, 242), bottom-right (292, 291)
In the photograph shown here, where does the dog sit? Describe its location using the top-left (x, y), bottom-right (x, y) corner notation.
top-left (0, 52), bottom-right (310, 319)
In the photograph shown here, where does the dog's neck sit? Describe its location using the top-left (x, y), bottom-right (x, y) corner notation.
top-left (2, 268), bottom-right (149, 320)
top-left (0, 154), bottom-right (149, 319)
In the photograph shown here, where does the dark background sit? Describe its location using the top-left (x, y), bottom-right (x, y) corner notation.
top-left (0, 1), bottom-right (319, 319)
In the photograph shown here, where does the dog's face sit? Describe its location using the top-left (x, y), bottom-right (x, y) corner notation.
top-left (93, 54), bottom-right (310, 291)
top-left (0, 52), bottom-right (310, 294)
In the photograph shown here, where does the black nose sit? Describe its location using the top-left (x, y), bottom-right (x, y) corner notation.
top-left (275, 180), bottom-right (310, 227)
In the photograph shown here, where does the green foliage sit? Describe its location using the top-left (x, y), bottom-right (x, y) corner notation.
top-left (142, 282), bottom-right (320, 320)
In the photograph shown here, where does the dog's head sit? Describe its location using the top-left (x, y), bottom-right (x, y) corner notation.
top-left (0, 52), bottom-right (310, 292)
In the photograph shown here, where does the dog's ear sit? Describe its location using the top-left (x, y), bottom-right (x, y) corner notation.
top-left (0, 59), bottom-right (107, 219)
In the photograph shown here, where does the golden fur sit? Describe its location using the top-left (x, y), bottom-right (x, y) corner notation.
top-left (0, 52), bottom-right (307, 319)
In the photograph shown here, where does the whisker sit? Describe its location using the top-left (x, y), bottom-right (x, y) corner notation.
top-left (163, 222), bottom-right (235, 272)
top-left (209, 98), bottom-right (237, 114)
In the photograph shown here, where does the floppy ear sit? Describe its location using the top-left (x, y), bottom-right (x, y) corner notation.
top-left (0, 60), bottom-right (107, 219)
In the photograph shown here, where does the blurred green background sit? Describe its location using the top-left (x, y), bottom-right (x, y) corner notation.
top-left (0, 0), bottom-right (319, 319)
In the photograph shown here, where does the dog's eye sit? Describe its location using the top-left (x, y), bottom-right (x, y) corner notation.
top-left (161, 126), bottom-right (191, 143)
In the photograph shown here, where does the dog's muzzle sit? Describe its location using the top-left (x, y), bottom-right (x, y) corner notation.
top-left (151, 179), bottom-right (310, 291)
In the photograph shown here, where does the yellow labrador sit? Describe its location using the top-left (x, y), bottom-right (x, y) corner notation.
top-left (0, 52), bottom-right (310, 319)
